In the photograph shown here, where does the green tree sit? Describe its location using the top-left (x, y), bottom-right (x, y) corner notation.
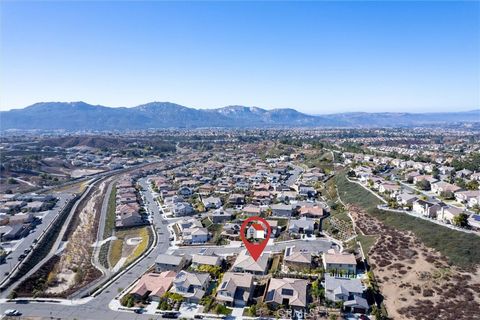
top-left (467, 180), bottom-right (479, 191)
top-left (452, 213), bottom-right (469, 228)
top-left (415, 179), bottom-right (431, 191)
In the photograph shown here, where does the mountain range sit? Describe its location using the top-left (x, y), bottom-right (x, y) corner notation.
top-left (0, 101), bottom-right (478, 130)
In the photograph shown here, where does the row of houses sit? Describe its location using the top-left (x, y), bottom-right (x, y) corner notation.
top-left (127, 247), bottom-right (366, 313)
top-left (115, 176), bottom-right (145, 228)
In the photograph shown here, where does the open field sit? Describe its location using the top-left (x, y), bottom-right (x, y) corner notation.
top-left (336, 172), bottom-right (480, 269)
top-left (336, 172), bottom-right (480, 320)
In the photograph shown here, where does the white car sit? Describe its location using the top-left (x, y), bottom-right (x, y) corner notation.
top-left (4, 309), bottom-right (21, 316)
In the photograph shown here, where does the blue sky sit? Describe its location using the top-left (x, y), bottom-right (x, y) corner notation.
top-left (1, 1), bottom-right (479, 114)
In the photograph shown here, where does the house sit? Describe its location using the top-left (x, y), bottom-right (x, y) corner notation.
top-left (229, 194), bottom-right (245, 206)
top-left (322, 249), bottom-right (357, 275)
top-left (172, 202), bottom-right (194, 216)
top-left (437, 206), bottom-right (465, 224)
top-left (247, 223), bottom-right (265, 239)
top-left (471, 172), bottom-right (480, 181)
top-left (264, 278), bottom-right (308, 309)
top-left (130, 271), bottom-right (176, 301)
top-left (456, 169), bottom-right (473, 179)
top-left (216, 272), bottom-right (254, 307)
top-left (243, 205), bottom-right (262, 216)
top-left (0, 224), bottom-right (28, 241)
top-left (178, 186), bottom-right (193, 196)
top-left (270, 204), bottom-right (294, 218)
top-left (283, 246), bottom-right (312, 270)
top-left (288, 217), bottom-right (316, 235)
top-left (298, 185), bottom-right (317, 197)
top-left (324, 274), bottom-right (365, 303)
top-left (455, 190), bottom-right (480, 207)
top-left (182, 227), bottom-right (209, 244)
top-left (299, 205), bottom-right (324, 218)
top-left (170, 271), bottom-right (211, 303)
top-left (7, 213), bottom-right (33, 225)
top-left (222, 223), bottom-right (241, 240)
top-left (191, 254), bottom-right (222, 267)
top-left (344, 295), bottom-right (370, 314)
top-left (115, 203), bottom-right (143, 228)
top-left (155, 254), bottom-right (188, 272)
top-left (378, 183), bottom-right (401, 197)
top-left (25, 201), bottom-right (47, 212)
top-left (396, 192), bottom-right (418, 207)
top-left (413, 175), bottom-right (437, 185)
top-left (468, 214), bottom-right (480, 229)
top-left (412, 199), bottom-right (445, 218)
top-left (202, 197), bottom-right (222, 210)
top-left (209, 209), bottom-right (233, 223)
top-left (431, 181), bottom-right (461, 195)
top-left (231, 250), bottom-right (270, 275)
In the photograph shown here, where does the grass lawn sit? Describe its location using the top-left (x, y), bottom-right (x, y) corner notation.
top-left (336, 172), bottom-right (480, 269)
top-left (109, 226), bottom-right (151, 268)
top-left (103, 184), bottom-right (117, 239)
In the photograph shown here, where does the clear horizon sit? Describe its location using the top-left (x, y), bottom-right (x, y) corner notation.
top-left (1, 1), bottom-right (479, 113)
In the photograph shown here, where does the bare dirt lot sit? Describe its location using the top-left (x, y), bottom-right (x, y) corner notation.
top-left (350, 205), bottom-right (480, 320)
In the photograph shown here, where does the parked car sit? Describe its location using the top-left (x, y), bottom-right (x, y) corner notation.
top-left (4, 309), bottom-right (21, 316)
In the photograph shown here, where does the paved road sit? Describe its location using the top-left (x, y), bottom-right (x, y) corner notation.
top-left (0, 177), bottom-right (172, 319)
top-left (173, 238), bottom-right (336, 257)
top-left (0, 193), bottom-right (74, 284)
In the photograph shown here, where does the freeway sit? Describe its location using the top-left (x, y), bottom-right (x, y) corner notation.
top-left (0, 193), bottom-right (75, 284)
top-left (0, 177), bottom-right (172, 319)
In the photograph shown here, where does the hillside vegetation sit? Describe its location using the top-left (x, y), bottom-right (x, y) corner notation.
top-left (335, 172), bottom-right (480, 269)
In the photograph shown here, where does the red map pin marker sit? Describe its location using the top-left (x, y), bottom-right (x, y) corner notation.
top-left (240, 216), bottom-right (271, 261)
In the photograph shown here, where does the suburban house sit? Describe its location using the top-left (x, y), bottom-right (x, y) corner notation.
top-left (216, 272), bottom-right (254, 307)
top-left (209, 209), bottom-right (233, 223)
top-left (247, 223), bottom-right (265, 239)
top-left (170, 271), bottom-right (211, 303)
top-left (130, 271), bottom-right (176, 301)
top-left (182, 227), bottom-right (209, 244)
top-left (155, 254), bottom-right (188, 272)
top-left (322, 250), bottom-right (357, 275)
top-left (270, 203), bottom-right (294, 218)
top-left (202, 196), bottom-right (222, 210)
top-left (396, 193), bottom-right (418, 207)
top-left (172, 202), bottom-right (195, 216)
top-left (228, 194), bottom-right (245, 206)
top-left (413, 175), bottom-right (438, 185)
top-left (283, 246), bottom-right (312, 270)
top-left (115, 203), bottom-right (143, 228)
top-left (299, 205), bottom-right (324, 218)
top-left (191, 254), bottom-right (223, 267)
top-left (412, 200), bottom-right (446, 218)
top-left (298, 185), bottom-right (317, 198)
top-left (455, 190), bottom-right (480, 207)
top-left (437, 206), bottom-right (465, 224)
top-left (431, 181), bottom-right (461, 195)
top-left (288, 217), bottom-right (316, 235)
top-left (324, 274), bottom-right (366, 306)
top-left (378, 183), bottom-right (401, 197)
top-left (231, 250), bottom-right (270, 275)
top-left (264, 278), bottom-right (308, 309)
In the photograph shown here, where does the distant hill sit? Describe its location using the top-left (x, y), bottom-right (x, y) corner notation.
top-left (1, 101), bottom-right (478, 130)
